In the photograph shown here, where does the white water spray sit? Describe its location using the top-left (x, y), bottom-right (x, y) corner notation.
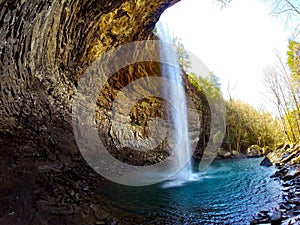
top-left (155, 21), bottom-right (197, 186)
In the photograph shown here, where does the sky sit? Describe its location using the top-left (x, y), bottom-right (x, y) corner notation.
top-left (159, 0), bottom-right (292, 113)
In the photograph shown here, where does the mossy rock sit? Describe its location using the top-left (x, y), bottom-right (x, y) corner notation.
top-left (247, 145), bottom-right (262, 158)
top-left (217, 149), bottom-right (231, 158)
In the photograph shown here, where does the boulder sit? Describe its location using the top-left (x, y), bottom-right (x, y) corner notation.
top-left (0, 1), bottom-right (212, 224)
top-left (260, 156), bottom-right (273, 167)
top-left (281, 153), bottom-right (290, 161)
top-left (267, 142), bottom-right (300, 165)
top-left (247, 145), bottom-right (262, 158)
top-left (270, 211), bottom-right (282, 225)
top-left (217, 149), bottom-right (231, 158)
top-left (270, 166), bottom-right (288, 178)
top-left (283, 166), bottom-right (300, 181)
top-left (261, 146), bottom-right (272, 155)
top-left (231, 150), bottom-right (239, 156)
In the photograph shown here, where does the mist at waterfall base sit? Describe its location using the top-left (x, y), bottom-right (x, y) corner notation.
top-left (156, 21), bottom-right (200, 187)
top-left (98, 158), bottom-right (281, 224)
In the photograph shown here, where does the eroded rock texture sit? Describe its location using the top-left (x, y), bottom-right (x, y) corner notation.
top-left (1, 0), bottom-right (179, 152)
top-left (0, 0), bottom-right (210, 224)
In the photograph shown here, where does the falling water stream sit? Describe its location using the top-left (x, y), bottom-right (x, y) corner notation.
top-left (155, 21), bottom-right (196, 187)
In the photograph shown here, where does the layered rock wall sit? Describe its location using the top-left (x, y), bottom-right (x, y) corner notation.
top-left (0, 0), bottom-right (169, 153)
top-left (0, 0), bottom-right (209, 167)
top-left (0, 1), bottom-right (211, 223)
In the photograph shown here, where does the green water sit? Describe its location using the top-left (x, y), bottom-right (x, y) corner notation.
top-left (98, 157), bottom-right (281, 224)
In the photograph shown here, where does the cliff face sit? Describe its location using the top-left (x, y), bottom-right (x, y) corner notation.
top-left (0, 0), bottom-right (209, 164)
top-left (0, 0), bottom-right (175, 151)
top-left (0, 1), bottom-right (211, 223)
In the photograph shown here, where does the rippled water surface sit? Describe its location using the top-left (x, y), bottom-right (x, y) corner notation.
top-left (98, 158), bottom-right (281, 224)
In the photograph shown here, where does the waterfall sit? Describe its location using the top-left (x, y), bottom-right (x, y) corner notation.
top-left (155, 21), bottom-right (195, 186)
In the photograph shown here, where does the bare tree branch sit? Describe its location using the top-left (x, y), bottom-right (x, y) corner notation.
top-left (284, 0), bottom-right (300, 16)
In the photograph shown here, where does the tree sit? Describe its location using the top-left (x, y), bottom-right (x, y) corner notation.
top-left (188, 72), bottom-right (222, 103)
top-left (173, 37), bottom-right (191, 72)
top-left (223, 99), bottom-right (283, 153)
top-left (267, 0), bottom-right (300, 39)
top-left (220, 0), bottom-right (300, 38)
top-left (188, 72), bottom-right (282, 153)
top-left (269, 0), bottom-right (300, 17)
top-left (287, 40), bottom-right (300, 101)
top-left (264, 48), bottom-right (300, 142)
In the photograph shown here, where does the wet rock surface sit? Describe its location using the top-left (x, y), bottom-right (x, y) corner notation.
top-left (0, 0), bottom-right (212, 224)
top-left (0, 136), bottom-right (123, 225)
top-left (0, 0), bottom-right (211, 169)
top-left (260, 156), bottom-right (273, 167)
top-left (268, 143), bottom-right (300, 166)
top-left (251, 163), bottom-right (300, 225)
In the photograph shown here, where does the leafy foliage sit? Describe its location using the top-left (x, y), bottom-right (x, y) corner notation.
top-left (173, 37), bottom-right (191, 72)
top-left (264, 40), bottom-right (300, 143)
top-left (188, 72), bottom-right (222, 103)
top-left (188, 72), bottom-right (283, 154)
top-left (223, 100), bottom-right (283, 153)
top-left (287, 40), bottom-right (300, 102)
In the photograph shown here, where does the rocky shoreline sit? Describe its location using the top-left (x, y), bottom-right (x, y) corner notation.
top-left (1, 136), bottom-right (299, 225)
top-left (251, 163), bottom-right (300, 225)
top-left (251, 143), bottom-right (300, 225)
